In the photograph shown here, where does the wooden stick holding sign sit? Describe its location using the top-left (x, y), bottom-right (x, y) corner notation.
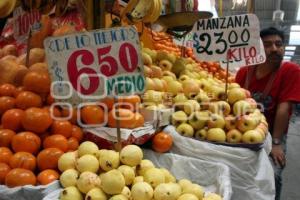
top-left (25, 28), bottom-right (32, 67)
top-left (224, 50), bottom-right (230, 101)
top-left (113, 88), bottom-right (122, 152)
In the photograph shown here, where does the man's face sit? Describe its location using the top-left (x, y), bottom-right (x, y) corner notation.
top-left (262, 35), bottom-right (284, 66)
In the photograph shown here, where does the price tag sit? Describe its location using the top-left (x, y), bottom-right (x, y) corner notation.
top-left (44, 26), bottom-right (145, 106)
top-left (192, 14), bottom-right (263, 66)
top-left (13, 6), bottom-right (42, 41)
top-left (172, 32), bottom-right (194, 48)
top-left (220, 38), bottom-right (266, 69)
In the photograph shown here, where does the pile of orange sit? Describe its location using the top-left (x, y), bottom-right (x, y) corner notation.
top-left (0, 79), bottom-right (84, 188)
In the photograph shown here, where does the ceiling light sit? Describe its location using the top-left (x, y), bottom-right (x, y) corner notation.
top-left (284, 56), bottom-right (292, 60)
top-left (285, 51), bottom-right (295, 56)
top-left (285, 46), bottom-right (296, 51)
top-left (231, 0), bottom-right (248, 9)
top-left (297, 0), bottom-right (300, 21)
top-left (289, 31), bottom-right (300, 45)
top-left (291, 25), bottom-right (300, 31)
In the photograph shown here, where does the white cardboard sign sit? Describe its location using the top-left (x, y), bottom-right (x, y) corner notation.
top-left (44, 26), bottom-right (144, 106)
top-left (192, 14), bottom-right (262, 65)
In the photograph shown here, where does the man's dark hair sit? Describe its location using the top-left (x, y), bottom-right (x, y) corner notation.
top-left (260, 27), bottom-right (285, 41)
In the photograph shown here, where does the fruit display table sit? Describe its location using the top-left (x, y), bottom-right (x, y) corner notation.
top-left (164, 125), bottom-right (275, 200)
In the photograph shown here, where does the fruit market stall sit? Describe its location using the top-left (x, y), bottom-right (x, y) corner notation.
top-left (0, 0), bottom-right (275, 200)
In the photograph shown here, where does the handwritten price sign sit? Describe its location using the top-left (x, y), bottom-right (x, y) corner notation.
top-left (192, 14), bottom-right (265, 67)
top-left (13, 6), bottom-right (41, 40)
top-left (44, 26), bottom-right (145, 106)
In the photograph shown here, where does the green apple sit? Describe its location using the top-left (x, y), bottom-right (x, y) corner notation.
top-left (176, 123), bottom-right (194, 137)
top-left (162, 71), bottom-right (177, 80)
top-left (173, 93), bottom-right (188, 110)
top-left (226, 129), bottom-right (242, 143)
top-left (171, 111), bottom-right (188, 127)
top-left (183, 100), bottom-right (200, 115)
top-left (233, 100), bottom-right (253, 116)
top-left (228, 83), bottom-right (240, 89)
top-left (188, 111), bottom-right (210, 130)
top-left (225, 115), bottom-right (237, 130)
top-left (182, 79), bottom-right (200, 99)
top-left (166, 81), bottom-right (183, 96)
top-left (193, 93), bottom-right (210, 110)
top-left (144, 65), bottom-right (153, 77)
top-left (206, 128), bottom-right (226, 142)
top-left (178, 75), bottom-right (190, 83)
top-left (150, 65), bottom-right (163, 78)
top-left (207, 113), bottom-right (225, 129)
top-left (143, 90), bottom-right (164, 104)
top-left (142, 47), bottom-right (157, 62)
top-left (157, 50), bottom-right (176, 63)
top-left (152, 78), bottom-right (165, 91)
top-left (162, 76), bottom-right (175, 83)
top-left (171, 58), bottom-right (186, 76)
top-left (198, 79), bottom-right (210, 92)
top-left (145, 77), bottom-right (155, 91)
top-left (209, 101), bottom-right (231, 116)
top-left (195, 128), bottom-right (208, 140)
top-left (142, 52), bottom-right (153, 66)
top-left (242, 130), bottom-right (264, 144)
top-left (237, 115), bottom-right (260, 132)
top-left (227, 88), bottom-right (247, 104)
top-left (159, 59), bottom-right (173, 71)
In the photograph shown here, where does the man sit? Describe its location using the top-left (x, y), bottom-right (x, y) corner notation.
top-left (235, 27), bottom-right (300, 200)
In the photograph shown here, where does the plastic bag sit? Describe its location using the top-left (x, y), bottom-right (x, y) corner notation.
top-left (164, 125), bottom-right (275, 200)
top-left (144, 149), bottom-right (232, 200)
top-left (0, 181), bottom-right (61, 200)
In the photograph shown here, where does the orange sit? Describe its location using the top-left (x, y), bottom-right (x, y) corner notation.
top-left (61, 107), bottom-right (78, 124)
top-left (151, 132), bottom-right (173, 153)
top-left (5, 168), bottom-right (36, 187)
top-left (13, 86), bottom-right (25, 98)
top-left (11, 132), bottom-right (41, 155)
top-left (15, 91), bottom-right (42, 109)
top-left (0, 84), bottom-right (16, 97)
top-left (71, 125), bottom-right (83, 142)
top-left (37, 169), bottom-right (59, 185)
top-left (21, 107), bottom-right (53, 133)
top-left (1, 109), bottom-right (25, 131)
top-left (0, 129), bottom-right (16, 147)
top-left (23, 70), bottom-right (51, 93)
top-left (43, 106), bottom-right (62, 118)
top-left (51, 120), bottom-right (72, 138)
top-left (80, 105), bottom-right (105, 125)
top-left (0, 162), bottom-right (11, 184)
top-left (100, 97), bottom-right (115, 111)
top-left (9, 152), bottom-right (36, 171)
top-left (108, 108), bottom-right (138, 129)
top-left (67, 137), bottom-right (79, 151)
top-left (119, 95), bottom-right (141, 111)
top-left (0, 96), bottom-right (16, 116)
top-left (37, 148), bottom-right (64, 171)
top-left (43, 134), bottom-right (68, 152)
top-left (0, 147), bottom-right (13, 164)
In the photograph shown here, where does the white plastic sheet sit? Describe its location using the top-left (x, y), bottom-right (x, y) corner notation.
top-left (164, 125), bottom-right (275, 200)
top-left (144, 149), bottom-right (232, 200)
top-left (0, 180), bottom-right (61, 200)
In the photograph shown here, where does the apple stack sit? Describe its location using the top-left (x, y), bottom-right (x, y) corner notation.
top-left (57, 141), bottom-right (223, 200)
top-left (141, 47), bottom-right (268, 145)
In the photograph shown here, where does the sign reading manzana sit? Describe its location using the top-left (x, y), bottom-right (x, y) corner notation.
top-left (192, 14), bottom-right (266, 68)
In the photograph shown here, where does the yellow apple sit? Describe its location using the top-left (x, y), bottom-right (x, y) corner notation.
top-left (195, 128), bottom-right (208, 140)
top-left (226, 129), bottom-right (243, 143)
top-left (171, 111), bottom-right (188, 127)
top-left (150, 65), bottom-right (163, 78)
top-left (145, 77), bottom-right (156, 91)
top-left (167, 81), bottom-right (183, 96)
top-left (233, 100), bottom-right (253, 116)
top-left (242, 130), bottom-right (264, 144)
top-left (183, 100), bottom-right (200, 115)
top-left (207, 113), bottom-right (225, 129)
top-left (227, 88), bottom-right (247, 104)
top-left (237, 115), bottom-right (259, 132)
top-left (225, 115), bottom-right (237, 130)
top-left (209, 101), bottom-right (231, 116)
top-left (142, 52), bottom-right (152, 66)
top-left (207, 128), bottom-right (226, 142)
top-left (182, 79), bottom-right (200, 99)
top-left (176, 123), bottom-right (194, 137)
top-left (159, 59), bottom-right (173, 71)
